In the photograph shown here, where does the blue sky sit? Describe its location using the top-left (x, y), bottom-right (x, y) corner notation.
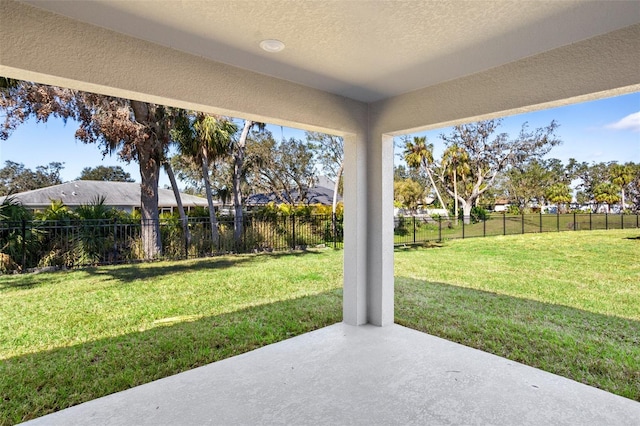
top-left (1, 92), bottom-right (638, 189)
top-left (398, 92), bottom-right (640, 167)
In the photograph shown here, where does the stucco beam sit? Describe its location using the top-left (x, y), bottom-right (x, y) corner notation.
top-left (0, 0), bottom-right (367, 136)
top-left (371, 24), bottom-right (640, 136)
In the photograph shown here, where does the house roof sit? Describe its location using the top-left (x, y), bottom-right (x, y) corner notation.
top-left (0, 180), bottom-right (211, 209)
top-left (246, 186), bottom-right (341, 206)
top-left (19, 1), bottom-right (639, 103)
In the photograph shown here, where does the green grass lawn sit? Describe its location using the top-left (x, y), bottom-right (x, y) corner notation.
top-left (394, 229), bottom-right (640, 402)
top-left (1, 229), bottom-right (639, 423)
top-left (0, 251), bottom-right (343, 425)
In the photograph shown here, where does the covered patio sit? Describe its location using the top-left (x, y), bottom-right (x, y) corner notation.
top-left (2, 0), bottom-right (639, 423)
top-left (21, 324), bottom-right (640, 424)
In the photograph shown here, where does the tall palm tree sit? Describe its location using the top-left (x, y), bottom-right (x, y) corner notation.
top-left (403, 136), bottom-right (448, 218)
top-left (442, 143), bottom-right (470, 222)
top-left (593, 182), bottom-right (621, 213)
top-left (545, 183), bottom-right (572, 214)
top-left (172, 112), bottom-right (237, 246)
top-left (610, 163), bottom-right (635, 211)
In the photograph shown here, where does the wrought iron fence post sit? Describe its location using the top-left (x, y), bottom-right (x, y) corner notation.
top-left (621, 213), bottom-right (624, 230)
top-left (539, 211), bottom-right (542, 233)
top-left (589, 212), bottom-right (592, 230)
top-left (521, 212), bottom-right (525, 234)
top-left (413, 216), bottom-right (416, 244)
top-left (573, 212), bottom-right (576, 231)
top-left (113, 218), bottom-right (118, 258)
top-left (483, 215), bottom-right (486, 237)
top-left (184, 218), bottom-right (189, 259)
top-left (556, 211), bottom-right (560, 232)
top-left (462, 217), bottom-right (465, 239)
top-left (291, 214), bottom-right (296, 249)
top-left (438, 216), bottom-right (442, 242)
top-left (605, 212), bottom-right (608, 230)
top-left (21, 219), bottom-right (26, 271)
top-left (332, 213), bottom-right (337, 249)
top-left (503, 213), bottom-right (506, 236)
top-left (243, 215), bottom-right (248, 253)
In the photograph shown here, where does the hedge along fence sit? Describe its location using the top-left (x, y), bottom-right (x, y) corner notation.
top-left (394, 212), bottom-right (640, 245)
top-left (0, 214), bottom-right (344, 272)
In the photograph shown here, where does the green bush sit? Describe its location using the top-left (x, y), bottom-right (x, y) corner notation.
top-left (395, 215), bottom-right (409, 236)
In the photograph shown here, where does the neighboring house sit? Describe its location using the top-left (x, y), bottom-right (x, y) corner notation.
top-left (493, 198), bottom-right (511, 212)
top-left (0, 180), bottom-right (211, 214)
top-left (245, 185), bottom-right (341, 208)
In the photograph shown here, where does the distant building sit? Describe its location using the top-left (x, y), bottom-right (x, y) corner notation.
top-left (245, 185), bottom-right (341, 207)
top-left (0, 180), bottom-right (211, 214)
top-left (493, 198), bottom-right (511, 212)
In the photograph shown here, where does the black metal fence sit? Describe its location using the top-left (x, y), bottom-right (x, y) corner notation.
top-left (394, 212), bottom-right (640, 245)
top-left (3, 211), bottom-right (637, 271)
top-left (0, 215), bottom-right (344, 271)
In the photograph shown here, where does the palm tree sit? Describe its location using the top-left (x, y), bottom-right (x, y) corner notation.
top-left (593, 182), bottom-right (621, 213)
top-left (403, 136), bottom-right (448, 218)
top-left (172, 112), bottom-right (237, 246)
top-left (610, 163), bottom-right (635, 211)
top-left (545, 183), bottom-right (572, 214)
top-left (442, 143), bottom-right (470, 222)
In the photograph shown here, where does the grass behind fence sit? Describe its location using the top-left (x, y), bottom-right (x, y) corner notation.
top-left (394, 212), bottom-right (640, 244)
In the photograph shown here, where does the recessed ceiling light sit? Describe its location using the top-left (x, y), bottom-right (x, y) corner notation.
top-left (260, 39), bottom-right (285, 53)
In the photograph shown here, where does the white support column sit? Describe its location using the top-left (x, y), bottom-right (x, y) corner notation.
top-left (366, 133), bottom-right (395, 326)
top-left (342, 130), bottom-right (394, 327)
top-left (342, 133), bottom-right (368, 325)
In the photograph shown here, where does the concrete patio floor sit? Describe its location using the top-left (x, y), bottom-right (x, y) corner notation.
top-left (25, 323), bottom-right (640, 425)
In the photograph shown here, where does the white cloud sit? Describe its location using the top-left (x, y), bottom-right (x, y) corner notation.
top-left (605, 111), bottom-right (640, 132)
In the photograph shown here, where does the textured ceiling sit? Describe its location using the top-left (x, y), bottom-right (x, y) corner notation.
top-left (21, 0), bottom-right (640, 102)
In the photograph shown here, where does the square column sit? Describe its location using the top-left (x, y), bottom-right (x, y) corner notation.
top-left (343, 133), bottom-right (368, 325)
top-left (343, 132), bottom-right (394, 326)
top-left (366, 134), bottom-right (395, 326)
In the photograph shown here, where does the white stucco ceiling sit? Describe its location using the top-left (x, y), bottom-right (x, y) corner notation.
top-left (18, 0), bottom-right (640, 102)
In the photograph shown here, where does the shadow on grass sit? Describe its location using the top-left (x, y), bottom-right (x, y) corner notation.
top-left (395, 276), bottom-right (640, 403)
top-left (0, 288), bottom-right (342, 425)
top-left (0, 249), bottom-right (327, 292)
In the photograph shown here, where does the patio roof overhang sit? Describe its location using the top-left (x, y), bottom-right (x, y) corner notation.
top-left (1, 0), bottom-right (639, 326)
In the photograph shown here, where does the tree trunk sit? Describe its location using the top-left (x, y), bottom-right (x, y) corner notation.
top-left (332, 163), bottom-right (344, 216)
top-left (233, 120), bottom-right (252, 247)
top-left (332, 163), bottom-right (344, 243)
top-left (201, 150), bottom-right (220, 247)
top-left (138, 151), bottom-right (162, 259)
top-left (164, 161), bottom-right (191, 248)
top-left (453, 170), bottom-right (458, 224)
top-left (462, 202), bottom-right (472, 225)
top-left (424, 166), bottom-right (449, 218)
top-left (130, 100), bottom-right (163, 259)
